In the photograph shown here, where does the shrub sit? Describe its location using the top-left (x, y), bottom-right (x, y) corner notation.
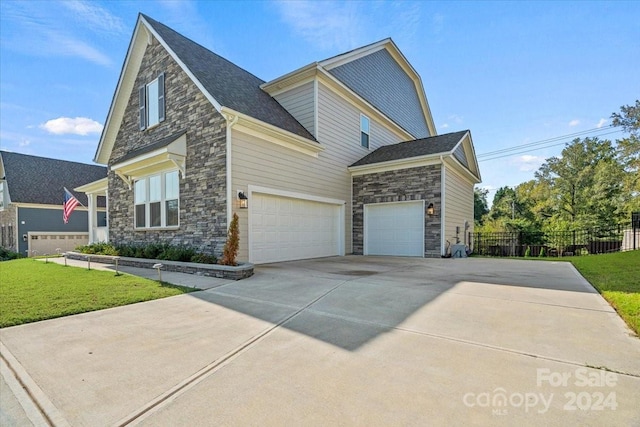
top-left (0, 246), bottom-right (22, 261)
top-left (190, 253), bottom-right (217, 264)
top-left (220, 213), bottom-right (239, 266)
top-left (524, 246), bottom-right (531, 257)
top-left (77, 242), bottom-right (217, 264)
top-left (75, 242), bottom-right (118, 256)
top-left (539, 247), bottom-right (546, 257)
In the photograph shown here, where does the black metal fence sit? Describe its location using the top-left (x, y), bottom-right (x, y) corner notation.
top-left (472, 223), bottom-right (639, 258)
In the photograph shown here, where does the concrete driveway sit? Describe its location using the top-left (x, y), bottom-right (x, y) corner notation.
top-left (1, 256), bottom-right (639, 426)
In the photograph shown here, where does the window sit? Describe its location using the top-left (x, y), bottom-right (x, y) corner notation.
top-left (134, 170), bottom-right (179, 229)
top-left (360, 115), bottom-right (370, 148)
top-left (139, 73), bottom-right (165, 130)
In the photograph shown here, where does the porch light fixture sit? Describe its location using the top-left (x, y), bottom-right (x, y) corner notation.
top-left (238, 191), bottom-right (248, 209)
top-left (427, 203), bottom-right (435, 216)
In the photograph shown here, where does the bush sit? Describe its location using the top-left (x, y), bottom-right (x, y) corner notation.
top-left (190, 253), bottom-right (217, 264)
top-left (539, 247), bottom-right (546, 257)
top-left (524, 246), bottom-right (531, 257)
top-left (0, 246), bottom-right (22, 261)
top-left (76, 242), bottom-right (215, 264)
top-left (75, 242), bottom-right (118, 256)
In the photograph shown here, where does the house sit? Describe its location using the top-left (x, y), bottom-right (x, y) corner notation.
top-left (82, 13), bottom-right (480, 264)
top-left (0, 151), bottom-right (107, 256)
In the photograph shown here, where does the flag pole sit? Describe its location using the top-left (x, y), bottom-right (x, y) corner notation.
top-left (64, 187), bottom-right (87, 208)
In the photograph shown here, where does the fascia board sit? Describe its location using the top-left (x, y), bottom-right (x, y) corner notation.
top-left (261, 63), bottom-right (319, 95)
top-left (319, 39), bottom-right (391, 70)
top-left (221, 107), bottom-right (323, 157)
top-left (443, 155), bottom-right (481, 184)
top-left (348, 155), bottom-right (443, 176)
top-left (94, 20), bottom-right (148, 164)
top-left (75, 178), bottom-right (108, 194)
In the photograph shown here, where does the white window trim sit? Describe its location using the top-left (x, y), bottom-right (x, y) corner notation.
top-left (134, 169), bottom-right (179, 230)
top-left (360, 114), bottom-right (370, 149)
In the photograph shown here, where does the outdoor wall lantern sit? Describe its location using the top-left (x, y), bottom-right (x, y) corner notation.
top-left (238, 191), bottom-right (248, 209)
top-left (427, 203), bottom-right (435, 216)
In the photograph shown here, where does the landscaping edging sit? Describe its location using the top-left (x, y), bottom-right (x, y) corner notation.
top-left (65, 252), bottom-right (253, 280)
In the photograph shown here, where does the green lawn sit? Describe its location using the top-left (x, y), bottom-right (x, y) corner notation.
top-left (569, 251), bottom-right (640, 335)
top-left (0, 259), bottom-right (197, 328)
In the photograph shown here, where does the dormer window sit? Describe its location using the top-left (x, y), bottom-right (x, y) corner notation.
top-left (360, 114), bottom-right (370, 149)
top-left (139, 73), bottom-right (165, 130)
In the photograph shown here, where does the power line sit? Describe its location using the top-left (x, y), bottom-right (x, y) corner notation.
top-left (477, 129), bottom-right (623, 162)
top-left (477, 125), bottom-right (622, 159)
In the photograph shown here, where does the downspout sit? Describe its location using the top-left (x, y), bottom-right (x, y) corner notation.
top-left (224, 112), bottom-right (239, 230)
top-left (440, 155), bottom-right (446, 256)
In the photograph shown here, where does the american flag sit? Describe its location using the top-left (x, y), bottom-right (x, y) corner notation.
top-left (63, 188), bottom-right (80, 224)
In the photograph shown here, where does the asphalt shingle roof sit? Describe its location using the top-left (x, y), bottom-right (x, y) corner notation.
top-left (141, 14), bottom-right (316, 142)
top-left (350, 130), bottom-right (468, 167)
top-left (1, 151), bottom-right (107, 206)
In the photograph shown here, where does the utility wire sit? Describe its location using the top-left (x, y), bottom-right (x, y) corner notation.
top-left (477, 125), bottom-right (620, 158)
top-left (478, 130), bottom-right (620, 163)
top-left (478, 129), bottom-right (623, 162)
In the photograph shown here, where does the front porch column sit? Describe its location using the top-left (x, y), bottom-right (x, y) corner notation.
top-left (88, 193), bottom-right (96, 243)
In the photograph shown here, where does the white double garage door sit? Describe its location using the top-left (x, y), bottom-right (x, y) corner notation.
top-left (249, 190), bottom-right (424, 263)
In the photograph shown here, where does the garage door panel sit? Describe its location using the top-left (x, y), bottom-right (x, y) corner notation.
top-left (250, 193), bottom-right (340, 264)
top-left (365, 201), bottom-right (424, 257)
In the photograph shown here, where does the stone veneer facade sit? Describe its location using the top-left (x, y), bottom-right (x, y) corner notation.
top-left (352, 165), bottom-right (442, 258)
top-left (0, 206), bottom-right (18, 252)
top-left (108, 36), bottom-right (228, 256)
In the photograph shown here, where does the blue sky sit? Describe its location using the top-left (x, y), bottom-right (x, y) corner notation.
top-left (1, 0), bottom-right (638, 201)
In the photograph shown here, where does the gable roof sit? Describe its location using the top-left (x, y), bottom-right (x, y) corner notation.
top-left (0, 151), bottom-right (107, 206)
top-left (350, 130), bottom-right (469, 167)
top-left (141, 15), bottom-right (314, 141)
top-left (94, 14), bottom-right (314, 164)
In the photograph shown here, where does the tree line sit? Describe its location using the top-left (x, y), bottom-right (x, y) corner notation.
top-left (475, 101), bottom-right (639, 233)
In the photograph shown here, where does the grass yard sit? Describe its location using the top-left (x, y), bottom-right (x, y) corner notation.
top-left (569, 250), bottom-right (640, 335)
top-left (0, 258), bottom-right (197, 328)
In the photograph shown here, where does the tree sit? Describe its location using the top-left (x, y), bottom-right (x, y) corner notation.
top-left (220, 213), bottom-right (239, 266)
top-left (535, 137), bottom-right (625, 229)
top-left (611, 101), bottom-right (640, 217)
top-left (474, 187), bottom-right (489, 224)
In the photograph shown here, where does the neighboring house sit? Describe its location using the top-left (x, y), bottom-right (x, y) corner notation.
top-left (82, 13), bottom-right (480, 264)
top-left (0, 151), bottom-right (107, 256)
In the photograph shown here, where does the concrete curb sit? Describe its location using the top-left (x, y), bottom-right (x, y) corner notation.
top-left (0, 342), bottom-right (70, 427)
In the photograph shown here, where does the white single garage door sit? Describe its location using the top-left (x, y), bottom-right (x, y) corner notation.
top-left (250, 193), bottom-right (341, 264)
top-left (365, 201), bottom-right (424, 256)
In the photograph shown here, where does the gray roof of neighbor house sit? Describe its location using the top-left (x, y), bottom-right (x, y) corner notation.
top-left (0, 151), bottom-right (107, 207)
top-left (141, 14), bottom-right (315, 141)
top-left (350, 130), bottom-right (469, 167)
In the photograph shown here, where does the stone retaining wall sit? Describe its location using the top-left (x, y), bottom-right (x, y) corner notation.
top-left (65, 252), bottom-right (253, 280)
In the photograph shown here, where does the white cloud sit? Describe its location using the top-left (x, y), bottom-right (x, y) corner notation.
top-left (512, 155), bottom-right (544, 172)
top-left (596, 118), bottom-right (608, 128)
top-left (274, 0), bottom-right (365, 51)
top-left (40, 117), bottom-right (103, 135)
top-left (568, 119), bottom-right (580, 127)
top-left (1, 1), bottom-right (113, 66)
top-left (441, 123), bottom-right (449, 129)
top-left (60, 0), bottom-right (126, 34)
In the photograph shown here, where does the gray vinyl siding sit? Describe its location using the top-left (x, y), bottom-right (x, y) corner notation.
top-left (453, 143), bottom-right (469, 169)
top-left (328, 48), bottom-right (430, 139)
top-left (444, 166), bottom-right (474, 250)
top-left (273, 81), bottom-right (315, 137)
top-left (232, 80), bottom-right (403, 260)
